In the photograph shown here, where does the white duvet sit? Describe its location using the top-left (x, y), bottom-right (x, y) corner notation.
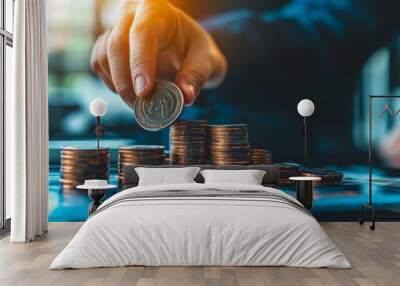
top-left (50, 183), bottom-right (351, 269)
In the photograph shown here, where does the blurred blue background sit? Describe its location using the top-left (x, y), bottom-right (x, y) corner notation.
top-left (47, 0), bottom-right (400, 221)
top-left (48, 0), bottom-right (400, 165)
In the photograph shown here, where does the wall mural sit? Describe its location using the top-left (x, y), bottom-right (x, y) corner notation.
top-left (48, 0), bottom-right (400, 222)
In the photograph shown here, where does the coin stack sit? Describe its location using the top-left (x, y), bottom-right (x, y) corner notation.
top-left (169, 120), bottom-right (208, 165)
top-left (208, 124), bottom-right (251, 166)
top-left (278, 163), bottom-right (301, 185)
top-left (250, 148), bottom-right (272, 164)
top-left (118, 145), bottom-right (165, 184)
top-left (60, 146), bottom-right (109, 191)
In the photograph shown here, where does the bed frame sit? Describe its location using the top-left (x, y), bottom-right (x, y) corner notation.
top-left (123, 164), bottom-right (280, 189)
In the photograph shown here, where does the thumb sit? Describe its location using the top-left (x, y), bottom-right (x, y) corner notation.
top-left (175, 47), bottom-right (213, 106)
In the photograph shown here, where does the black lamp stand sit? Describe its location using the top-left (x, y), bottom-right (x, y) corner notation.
top-left (304, 116), bottom-right (308, 163)
top-left (299, 117), bottom-right (309, 164)
top-left (94, 116), bottom-right (105, 161)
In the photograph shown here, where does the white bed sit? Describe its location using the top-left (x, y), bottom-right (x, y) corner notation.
top-left (50, 183), bottom-right (351, 269)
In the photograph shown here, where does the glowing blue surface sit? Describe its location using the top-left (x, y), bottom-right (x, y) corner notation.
top-left (48, 165), bottom-right (400, 222)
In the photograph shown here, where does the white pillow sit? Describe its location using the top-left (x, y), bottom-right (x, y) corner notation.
top-left (135, 167), bottom-right (201, 186)
top-left (200, 169), bottom-right (266, 185)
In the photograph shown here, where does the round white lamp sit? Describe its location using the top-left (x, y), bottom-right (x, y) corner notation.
top-left (90, 99), bottom-right (107, 154)
top-left (297, 99), bottom-right (315, 163)
top-left (90, 99), bottom-right (107, 117)
top-left (297, 99), bottom-right (315, 117)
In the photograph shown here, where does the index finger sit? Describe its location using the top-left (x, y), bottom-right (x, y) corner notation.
top-left (129, 4), bottom-right (163, 97)
top-left (107, 1), bottom-right (137, 107)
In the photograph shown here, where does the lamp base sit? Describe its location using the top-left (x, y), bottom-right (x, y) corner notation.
top-left (87, 188), bottom-right (106, 216)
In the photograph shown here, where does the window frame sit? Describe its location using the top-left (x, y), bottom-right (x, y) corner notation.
top-left (0, 0), bottom-right (13, 231)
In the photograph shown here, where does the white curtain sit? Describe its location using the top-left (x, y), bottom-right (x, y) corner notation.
top-left (7, 0), bottom-right (48, 242)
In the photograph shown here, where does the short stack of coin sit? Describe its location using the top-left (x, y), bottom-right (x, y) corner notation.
top-left (208, 124), bottom-right (251, 166)
top-left (60, 146), bottom-right (109, 190)
top-left (169, 120), bottom-right (208, 165)
top-left (118, 145), bottom-right (165, 184)
top-left (250, 148), bottom-right (272, 164)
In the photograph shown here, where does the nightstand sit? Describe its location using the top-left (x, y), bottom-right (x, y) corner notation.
top-left (289, 176), bottom-right (321, 210)
top-left (77, 180), bottom-right (117, 215)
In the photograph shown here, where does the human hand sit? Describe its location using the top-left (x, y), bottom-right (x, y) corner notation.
top-left (90, 0), bottom-right (227, 107)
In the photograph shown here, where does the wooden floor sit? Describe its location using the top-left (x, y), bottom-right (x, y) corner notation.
top-left (0, 222), bottom-right (399, 286)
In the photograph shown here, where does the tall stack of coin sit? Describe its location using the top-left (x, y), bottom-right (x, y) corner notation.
top-left (169, 120), bottom-right (208, 165)
top-left (250, 148), bottom-right (272, 164)
top-left (60, 146), bottom-right (109, 190)
top-left (118, 145), bottom-right (165, 184)
top-left (208, 124), bottom-right (251, 166)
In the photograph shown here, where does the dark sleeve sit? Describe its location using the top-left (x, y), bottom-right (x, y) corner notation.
top-left (201, 0), bottom-right (400, 81)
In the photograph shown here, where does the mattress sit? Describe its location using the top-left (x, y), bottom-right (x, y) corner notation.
top-left (50, 183), bottom-right (350, 269)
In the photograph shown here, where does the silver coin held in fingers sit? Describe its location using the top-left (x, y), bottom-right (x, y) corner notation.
top-left (134, 81), bottom-right (184, 131)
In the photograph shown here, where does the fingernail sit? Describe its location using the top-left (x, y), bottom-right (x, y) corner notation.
top-left (134, 74), bottom-right (147, 96)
